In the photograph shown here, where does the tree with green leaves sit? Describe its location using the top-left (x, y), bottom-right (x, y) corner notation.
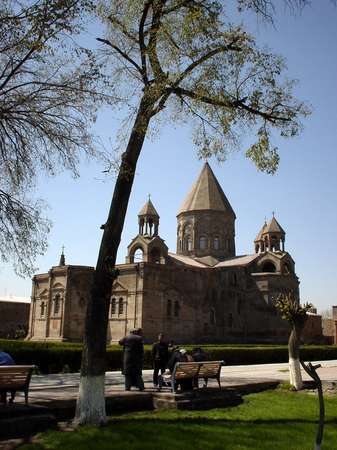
top-left (0, 0), bottom-right (112, 276)
top-left (75, 0), bottom-right (310, 425)
top-left (274, 292), bottom-right (312, 390)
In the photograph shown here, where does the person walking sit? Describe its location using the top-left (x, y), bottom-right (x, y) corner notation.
top-left (152, 333), bottom-right (169, 387)
top-left (119, 328), bottom-right (145, 391)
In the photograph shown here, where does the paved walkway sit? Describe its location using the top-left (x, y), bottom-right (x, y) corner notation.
top-left (19, 360), bottom-right (336, 403)
top-left (30, 359), bottom-right (337, 388)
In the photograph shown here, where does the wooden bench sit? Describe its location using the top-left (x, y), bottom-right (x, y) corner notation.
top-left (0, 365), bottom-right (36, 405)
top-left (158, 360), bottom-right (224, 393)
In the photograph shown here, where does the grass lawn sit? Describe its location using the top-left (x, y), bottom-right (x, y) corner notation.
top-left (19, 390), bottom-right (337, 450)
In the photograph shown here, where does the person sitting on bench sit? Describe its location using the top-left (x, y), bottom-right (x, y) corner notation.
top-left (0, 350), bottom-right (16, 404)
top-left (167, 348), bottom-right (194, 391)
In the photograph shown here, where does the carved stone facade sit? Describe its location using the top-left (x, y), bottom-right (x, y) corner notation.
top-left (28, 163), bottom-right (302, 343)
top-left (28, 264), bottom-right (94, 341)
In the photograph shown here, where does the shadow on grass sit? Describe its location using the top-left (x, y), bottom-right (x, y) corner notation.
top-left (17, 391), bottom-right (337, 450)
top-left (18, 418), bottom-right (337, 450)
top-left (109, 416), bottom-right (337, 425)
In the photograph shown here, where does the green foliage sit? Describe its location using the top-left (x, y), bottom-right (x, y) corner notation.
top-left (0, 0), bottom-right (113, 275)
top-left (17, 391), bottom-right (337, 450)
top-left (274, 293), bottom-right (312, 326)
top-left (97, 0), bottom-right (310, 173)
top-left (1, 339), bottom-right (336, 374)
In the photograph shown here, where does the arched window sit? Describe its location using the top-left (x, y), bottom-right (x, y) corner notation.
top-left (40, 301), bottom-right (45, 318)
top-left (262, 261), bottom-right (277, 273)
top-left (187, 237), bottom-right (192, 251)
top-left (111, 297), bottom-right (116, 315)
top-left (133, 247), bottom-right (144, 262)
top-left (174, 300), bottom-right (180, 318)
top-left (199, 236), bottom-right (207, 250)
top-left (53, 294), bottom-right (60, 315)
top-left (167, 299), bottom-right (172, 316)
top-left (118, 297), bottom-right (124, 315)
top-left (213, 237), bottom-right (220, 250)
top-left (284, 263), bottom-right (290, 274)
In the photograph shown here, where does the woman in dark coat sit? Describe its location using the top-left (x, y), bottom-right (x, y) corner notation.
top-left (119, 328), bottom-right (144, 391)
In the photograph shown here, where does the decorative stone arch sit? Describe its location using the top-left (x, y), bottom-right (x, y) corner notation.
top-left (182, 222), bottom-right (192, 235)
top-left (110, 297), bottom-right (116, 315)
top-left (118, 297), bottom-right (124, 315)
top-left (164, 289), bottom-right (182, 319)
top-left (53, 293), bottom-right (61, 315)
top-left (40, 301), bottom-right (46, 318)
top-left (213, 235), bottom-right (220, 250)
top-left (52, 282), bottom-right (65, 290)
top-left (199, 235), bottom-right (208, 250)
top-left (51, 283), bottom-right (64, 317)
top-left (261, 260), bottom-right (277, 273)
top-left (129, 245), bottom-right (144, 263)
top-left (181, 222), bottom-right (192, 252)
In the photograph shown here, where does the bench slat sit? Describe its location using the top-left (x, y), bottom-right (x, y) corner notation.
top-left (0, 365), bottom-right (36, 405)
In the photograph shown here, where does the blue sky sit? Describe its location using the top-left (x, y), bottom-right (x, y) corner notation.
top-left (1, 2), bottom-right (336, 312)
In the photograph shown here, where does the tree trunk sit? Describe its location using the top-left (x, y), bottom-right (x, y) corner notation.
top-left (288, 323), bottom-right (303, 390)
top-left (74, 94), bottom-right (153, 425)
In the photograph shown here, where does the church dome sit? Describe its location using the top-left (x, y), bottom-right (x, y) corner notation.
top-left (176, 163), bottom-right (236, 259)
top-left (177, 162), bottom-right (235, 217)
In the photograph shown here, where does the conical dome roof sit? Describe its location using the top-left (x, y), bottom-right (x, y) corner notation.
top-left (138, 198), bottom-right (159, 217)
top-left (254, 222), bottom-right (267, 242)
top-left (265, 216), bottom-right (285, 235)
top-left (177, 162), bottom-right (235, 217)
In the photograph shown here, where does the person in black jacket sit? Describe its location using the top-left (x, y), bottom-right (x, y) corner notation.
top-left (152, 333), bottom-right (169, 387)
top-left (119, 328), bottom-right (144, 391)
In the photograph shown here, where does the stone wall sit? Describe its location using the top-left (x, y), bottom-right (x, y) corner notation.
top-left (303, 313), bottom-right (324, 344)
top-left (0, 301), bottom-right (30, 338)
top-left (322, 318), bottom-right (337, 344)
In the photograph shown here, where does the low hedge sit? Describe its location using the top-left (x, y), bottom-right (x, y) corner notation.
top-left (1, 339), bottom-right (337, 374)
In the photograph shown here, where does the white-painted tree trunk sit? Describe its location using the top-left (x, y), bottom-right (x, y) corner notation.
top-left (74, 374), bottom-right (107, 426)
top-left (289, 356), bottom-right (303, 390)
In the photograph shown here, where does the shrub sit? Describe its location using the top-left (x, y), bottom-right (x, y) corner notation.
top-left (1, 339), bottom-right (336, 374)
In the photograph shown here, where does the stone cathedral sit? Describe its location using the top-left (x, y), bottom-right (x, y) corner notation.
top-left (28, 163), bottom-right (299, 343)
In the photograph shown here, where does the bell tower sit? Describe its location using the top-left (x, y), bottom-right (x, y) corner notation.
top-left (254, 215), bottom-right (285, 253)
top-left (138, 196), bottom-right (159, 237)
top-left (126, 197), bottom-right (168, 264)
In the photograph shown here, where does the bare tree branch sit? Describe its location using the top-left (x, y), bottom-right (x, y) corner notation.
top-left (96, 37), bottom-right (143, 76)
